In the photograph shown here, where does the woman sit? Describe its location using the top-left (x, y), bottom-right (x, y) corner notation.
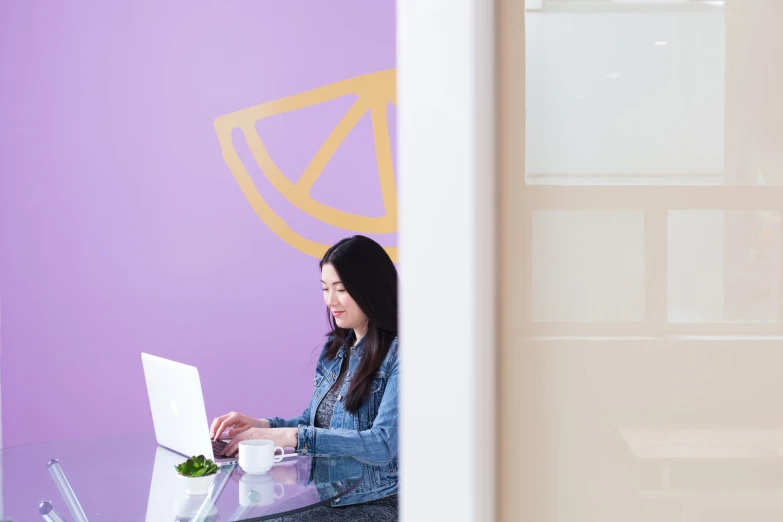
top-left (210, 235), bottom-right (399, 521)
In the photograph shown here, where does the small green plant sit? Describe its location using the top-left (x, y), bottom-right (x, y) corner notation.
top-left (175, 455), bottom-right (219, 477)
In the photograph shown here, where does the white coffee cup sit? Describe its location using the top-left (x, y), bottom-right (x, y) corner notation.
top-left (238, 439), bottom-right (285, 474)
top-left (239, 472), bottom-right (285, 506)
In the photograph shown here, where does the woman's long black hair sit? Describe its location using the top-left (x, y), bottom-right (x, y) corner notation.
top-left (320, 235), bottom-right (398, 414)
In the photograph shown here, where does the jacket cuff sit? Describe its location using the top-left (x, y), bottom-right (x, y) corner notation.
top-left (297, 424), bottom-right (315, 455)
top-left (266, 417), bottom-right (282, 429)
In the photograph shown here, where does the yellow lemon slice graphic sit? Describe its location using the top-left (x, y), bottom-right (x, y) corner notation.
top-left (214, 69), bottom-right (397, 261)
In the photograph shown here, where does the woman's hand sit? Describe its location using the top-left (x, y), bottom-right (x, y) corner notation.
top-left (210, 412), bottom-right (269, 440)
top-left (222, 427), bottom-right (298, 457)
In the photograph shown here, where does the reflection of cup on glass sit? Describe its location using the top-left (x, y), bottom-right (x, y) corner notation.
top-left (239, 439), bottom-right (284, 474)
top-left (239, 472), bottom-right (285, 507)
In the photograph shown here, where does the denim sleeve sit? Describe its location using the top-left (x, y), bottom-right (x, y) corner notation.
top-left (296, 346), bottom-right (399, 466)
top-left (266, 356), bottom-right (326, 429)
top-left (265, 408), bottom-right (310, 429)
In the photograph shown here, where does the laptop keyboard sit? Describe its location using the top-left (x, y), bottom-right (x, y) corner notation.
top-left (212, 439), bottom-right (232, 457)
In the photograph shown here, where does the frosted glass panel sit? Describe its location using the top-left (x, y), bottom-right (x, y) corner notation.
top-left (526, 1), bottom-right (783, 186)
top-left (526, 10), bottom-right (725, 181)
top-left (532, 211), bottom-right (645, 322)
top-left (669, 211), bottom-right (781, 323)
top-left (503, 2), bottom-right (783, 522)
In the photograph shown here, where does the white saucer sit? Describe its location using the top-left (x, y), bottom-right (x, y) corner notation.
top-left (240, 466), bottom-right (272, 475)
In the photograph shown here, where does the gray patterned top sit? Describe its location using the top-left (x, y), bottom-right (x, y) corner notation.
top-left (314, 355), bottom-right (349, 429)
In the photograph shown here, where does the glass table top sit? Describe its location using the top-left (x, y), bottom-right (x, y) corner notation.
top-left (0, 433), bottom-right (363, 521)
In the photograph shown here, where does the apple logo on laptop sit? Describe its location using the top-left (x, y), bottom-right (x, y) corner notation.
top-left (171, 401), bottom-right (181, 416)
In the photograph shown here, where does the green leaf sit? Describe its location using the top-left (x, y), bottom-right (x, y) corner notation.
top-left (175, 455), bottom-right (219, 477)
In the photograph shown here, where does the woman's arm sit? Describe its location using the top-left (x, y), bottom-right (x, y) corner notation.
top-left (296, 349), bottom-right (399, 466)
top-left (265, 407), bottom-right (309, 429)
top-left (266, 355), bottom-right (326, 428)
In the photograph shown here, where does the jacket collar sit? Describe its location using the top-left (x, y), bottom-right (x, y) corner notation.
top-left (337, 330), bottom-right (367, 359)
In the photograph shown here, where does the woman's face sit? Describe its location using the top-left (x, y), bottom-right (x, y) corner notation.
top-left (321, 263), bottom-right (368, 333)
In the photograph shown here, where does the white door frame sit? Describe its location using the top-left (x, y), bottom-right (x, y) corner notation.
top-left (398, 1), bottom-right (496, 521)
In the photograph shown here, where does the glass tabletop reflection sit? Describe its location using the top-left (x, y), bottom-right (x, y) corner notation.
top-left (0, 433), bottom-right (363, 522)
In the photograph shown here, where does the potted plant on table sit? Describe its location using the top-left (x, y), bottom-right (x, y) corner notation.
top-left (175, 455), bottom-right (220, 495)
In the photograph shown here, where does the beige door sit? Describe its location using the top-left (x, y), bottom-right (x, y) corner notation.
top-left (498, 1), bottom-right (783, 521)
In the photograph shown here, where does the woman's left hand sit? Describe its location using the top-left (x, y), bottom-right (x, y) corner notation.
top-left (222, 427), bottom-right (298, 457)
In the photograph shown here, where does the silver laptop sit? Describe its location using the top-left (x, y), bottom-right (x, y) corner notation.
top-left (141, 353), bottom-right (236, 462)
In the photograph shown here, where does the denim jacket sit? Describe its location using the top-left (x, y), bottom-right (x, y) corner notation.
top-left (266, 333), bottom-right (399, 506)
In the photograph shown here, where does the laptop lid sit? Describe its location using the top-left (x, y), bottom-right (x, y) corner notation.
top-left (141, 353), bottom-right (216, 461)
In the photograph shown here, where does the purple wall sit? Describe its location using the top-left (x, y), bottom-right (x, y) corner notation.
top-left (0, 1), bottom-right (396, 447)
